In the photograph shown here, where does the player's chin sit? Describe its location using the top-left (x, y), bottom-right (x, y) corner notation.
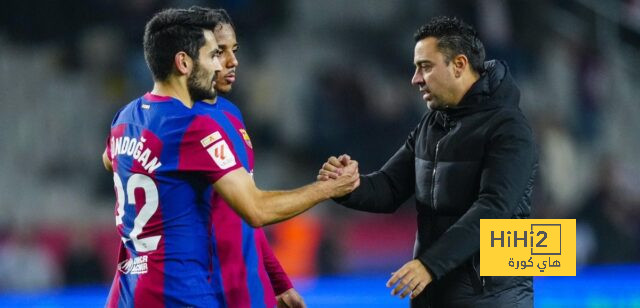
top-left (215, 83), bottom-right (232, 94)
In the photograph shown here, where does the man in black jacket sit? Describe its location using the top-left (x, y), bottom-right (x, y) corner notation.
top-left (319, 16), bottom-right (536, 307)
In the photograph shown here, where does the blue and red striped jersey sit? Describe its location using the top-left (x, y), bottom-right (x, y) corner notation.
top-left (194, 98), bottom-right (282, 308)
top-left (105, 93), bottom-right (242, 308)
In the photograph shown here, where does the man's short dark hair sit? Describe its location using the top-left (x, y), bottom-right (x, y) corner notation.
top-left (414, 16), bottom-right (486, 73)
top-left (143, 7), bottom-right (220, 81)
top-left (213, 8), bottom-right (234, 29)
top-left (188, 6), bottom-right (235, 30)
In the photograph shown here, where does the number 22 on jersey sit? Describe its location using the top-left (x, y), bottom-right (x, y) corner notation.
top-left (113, 173), bottom-right (161, 252)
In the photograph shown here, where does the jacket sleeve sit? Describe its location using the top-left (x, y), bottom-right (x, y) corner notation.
top-left (333, 123), bottom-right (418, 213)
top-left (418, 114), bottom-right (536, 279)
top-left (257, 229), bottom-right (293, 295)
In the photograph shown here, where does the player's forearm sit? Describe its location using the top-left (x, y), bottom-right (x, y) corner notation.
top-left (216, 166), bottom-right (358, 227)
top-left (254, 181), bottom-right (331, 226)
top-left (102, 150), bottom-right (113, 171)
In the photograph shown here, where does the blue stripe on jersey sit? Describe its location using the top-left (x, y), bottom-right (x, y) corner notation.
top-left (156, 112), bottom-right (213, 308)
top-left (207, 111), bottom-right (266, 308)
top-left (119, 124), bottom-right (139, 254)
top-left (119, 265), bottom-right (139, 308)
top-left (205, 184), bottom-right (228, 307)
top-left (215, 97), bottom-right (244, 124)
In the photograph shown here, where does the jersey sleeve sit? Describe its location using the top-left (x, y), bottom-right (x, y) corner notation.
top-left (105, 107), bottom-right (127, 163)
top-left (178, 115), bottom-right (243, 182)
top-left (105, 123), bottom-right (126, 170)
top-left (256, 229), bottom-right (293, 295)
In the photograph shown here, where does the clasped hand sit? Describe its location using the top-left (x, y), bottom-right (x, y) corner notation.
top-left (317, 154), bottom-right (360, 198)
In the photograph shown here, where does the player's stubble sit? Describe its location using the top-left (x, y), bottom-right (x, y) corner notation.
top-left (188, 60), bottom-right (218, 101)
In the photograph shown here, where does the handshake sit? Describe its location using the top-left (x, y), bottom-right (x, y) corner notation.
top-left (316, 154), bottom-right (361, 198)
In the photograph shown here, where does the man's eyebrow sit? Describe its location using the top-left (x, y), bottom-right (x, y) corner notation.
top-left (414, 59), bottom-right (432, 66)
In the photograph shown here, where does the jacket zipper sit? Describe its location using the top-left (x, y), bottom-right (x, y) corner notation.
top-left (431, 119), bottom-right (453, 211)
top-left (431, 141), bottom-right (440, 210)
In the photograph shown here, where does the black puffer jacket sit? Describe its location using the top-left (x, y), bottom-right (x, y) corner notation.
top-left (336, 60), bottom-right (537, 307)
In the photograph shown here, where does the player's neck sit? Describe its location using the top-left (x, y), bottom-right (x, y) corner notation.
top-left (151, 80), bottom-right (194, 108)
top-left (202, 96), bottom-right (217, 105)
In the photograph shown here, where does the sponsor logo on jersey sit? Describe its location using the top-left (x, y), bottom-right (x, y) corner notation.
top-left (207, 140), bottom-right (236, 169)
top-left (239, 129), bottom-right (253, 148)
top-left (118, 255), bottom-right (148, 275)
top-left (200, 131), bottom-right (222, 147)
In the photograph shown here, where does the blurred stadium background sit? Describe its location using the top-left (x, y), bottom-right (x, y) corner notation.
top-left (1, 0), bottom-right (639, 306)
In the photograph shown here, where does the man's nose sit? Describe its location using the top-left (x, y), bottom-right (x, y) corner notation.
top-left (214, 57), bottom-right (223, 72)
top-left (411, 69), bottom-right (423, 86)
top-left (228, 53), bottom-right (238, 68)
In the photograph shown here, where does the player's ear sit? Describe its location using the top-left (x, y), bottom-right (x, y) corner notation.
top-left (174, 51), bottom-right (192, 75)
top-left (452, 54), bottom-right (468, 78)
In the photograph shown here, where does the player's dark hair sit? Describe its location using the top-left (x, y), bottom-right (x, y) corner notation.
top-left (214, 8), bottom-right (235, 29)
top-left (143, 7), bottom-right (220, 81)
top-left (187, 6), bottom-right (234, 31)
top-left (414, 16), bottom-right (485, 73)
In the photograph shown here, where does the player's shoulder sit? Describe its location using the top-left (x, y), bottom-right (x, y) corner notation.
top-left (115, 93), bottom-right (199, 127)
top-left (111, 96), bottom-right (143, 126)
top-left (215, 96), bottom-right (237, 109)
top-left (193, 98), bottom-right (245, 126)
top-left (216, 96), bottom-right (244, 122)
top-left (182, 114), bottom-right (227, 137)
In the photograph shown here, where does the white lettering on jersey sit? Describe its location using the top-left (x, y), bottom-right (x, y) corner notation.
top-left (118, 255), bottom-right (148, 275)
top-left (207, 140), bottom-right (236, 170)
top-left (110, 136), bottom-right (162, 173)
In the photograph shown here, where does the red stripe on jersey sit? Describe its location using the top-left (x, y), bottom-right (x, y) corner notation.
top-left (105, 266), bottom-right (122, 308)
top-left (211, 194), bottom-right (251, 308)
top-left (255, 230), bottom-right (278, 307)
top-left (108, 124), bottom-right (126, 173)
top-left (132, 253), bottom-right (165, 308)
top-left (178, 115), bottom-right (242, 183)
top-left (131, 129), bottom-right (165, 308)
top-left (143, 92), bottom-right (173, 102)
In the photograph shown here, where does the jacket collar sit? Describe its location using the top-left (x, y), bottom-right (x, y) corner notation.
top-left (437, 60), bottom-right (520, 119)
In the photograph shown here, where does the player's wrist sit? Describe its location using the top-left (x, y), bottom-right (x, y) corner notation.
top-left (313, 180), bottom-right (333, 200)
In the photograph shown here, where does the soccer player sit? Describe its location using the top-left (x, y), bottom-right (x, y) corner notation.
top-left (102, 7), bottom-right (359, 307)
top-left (193, 8), bottom-right (305, 308)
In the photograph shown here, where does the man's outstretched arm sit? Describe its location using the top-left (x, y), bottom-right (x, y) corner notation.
top-left (319, 147), bottom-right (415, 214)
top-left (214, 160), bottom-right (359, 227)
